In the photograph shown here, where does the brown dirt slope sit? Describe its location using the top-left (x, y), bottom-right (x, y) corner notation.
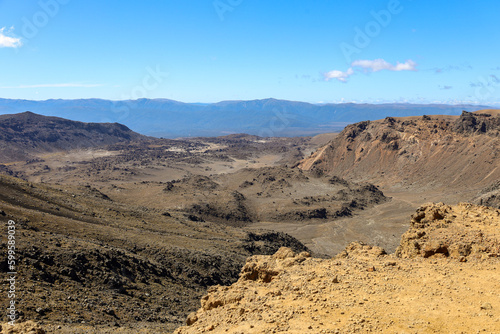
top-left (0, 174), bottom-right (309, 333)
top-left (0, 112), bottom-right (146, 163)
top-left (298, 110), bottom-right (500, 192)
top-left (175, 203), bottom-right (500, 334)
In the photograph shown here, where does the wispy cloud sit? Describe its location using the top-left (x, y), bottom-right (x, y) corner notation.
top-left (351, 59), bottom-right (417, 72)
top-left (470, 75), bottom-right (499, 88)
top-left (0, 27), bottom-right (22, 48)
top-left (324, 59), bottom-right (417, 82)
top-left (439, 85), bottom-right (453, 90)
top-left (0, 83), bottom-right (103, 89)
top-left (433, 63), bottom-right (472, 74)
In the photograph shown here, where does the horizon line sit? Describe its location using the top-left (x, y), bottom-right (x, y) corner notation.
top-left (0, 97), bottom-right (497, 107)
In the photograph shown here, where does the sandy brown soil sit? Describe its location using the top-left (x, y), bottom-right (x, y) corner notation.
top-left (174, 203), bottom-right (500, 334)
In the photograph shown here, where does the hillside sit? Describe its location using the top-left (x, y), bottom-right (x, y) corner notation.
top-left (0, 112), bottom-right (146, 163)
top-left (174, 203), bottom-right (500, 334)
top-left (298, 110), bottom-right (500, 192)
top-left (0, 98), bottom-right (493, 137)
top-left (0, 174), bottom-right (308, 333)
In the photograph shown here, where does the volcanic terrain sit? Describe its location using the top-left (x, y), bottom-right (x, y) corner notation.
top-left (1, 109), bottom-right (499, 333)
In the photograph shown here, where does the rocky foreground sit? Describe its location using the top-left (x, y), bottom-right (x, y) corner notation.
top-left (2, 202), bottom-right (499, 333)
top-left (174, 203), bottom-right (500, 334)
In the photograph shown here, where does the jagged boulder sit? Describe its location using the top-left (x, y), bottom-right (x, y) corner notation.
top-left (240, 247), bottom-right (311, 283)
top-left (452, 110), bottom-right (500, 135)
top-left (335, 241), bottom-right (387, 260)
top-left (0, 321), bottom-right (45, 334)
top-left (195, 248), bottom-right (311, 312)
top-left (396, 203), bottom-right (500, 259)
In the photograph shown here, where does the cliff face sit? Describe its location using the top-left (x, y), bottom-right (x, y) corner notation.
top-left (175, 203), bottom-right (500, 334)
top-left (298, 110), bottom-right (500, 190)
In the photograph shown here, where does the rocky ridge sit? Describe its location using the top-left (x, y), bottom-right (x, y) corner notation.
top-left (174, 203), bottom-right (500, 333)
top-left (0, 112), bottom-right (146, 163)
top-left (298, 110), bottom-right (500, 192)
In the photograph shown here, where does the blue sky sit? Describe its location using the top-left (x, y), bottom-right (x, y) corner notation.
top-left (0, 0), bottom-right (499, 105)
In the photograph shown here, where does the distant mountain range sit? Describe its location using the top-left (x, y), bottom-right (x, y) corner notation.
top-left (0, 98), bottom-right (493, 137)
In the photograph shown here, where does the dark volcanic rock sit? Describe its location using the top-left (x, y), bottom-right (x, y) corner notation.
top-left (188, 190), bottom-right (252, 225)
top-left (163, 167), bottom-right (388, 225)
top-left (474, 181), bottom-right (500, 209)
top-left (243, 231), bottom-right (310, 255)
top-left (0, 173), bottom-right (310, 331)
top-left (453, 110), bottom-right (500, 135)
top-left (0, 112), bottom-right (146, 162)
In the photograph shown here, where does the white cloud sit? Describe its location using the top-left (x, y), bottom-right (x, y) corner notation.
top-left (324, 68), bottom-right (354, 82)
top-left (0, 83), bottom-right (103, 88)
top-left (324, 58), bottom-right (417, 82)
top-left (0, 27), bottom-right (22, 48)
top-left (351, 59), bottom-right (417, 72)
